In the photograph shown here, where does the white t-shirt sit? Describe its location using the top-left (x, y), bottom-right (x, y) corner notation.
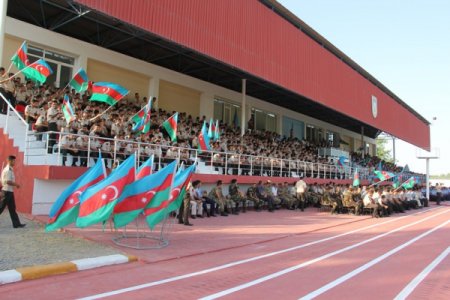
top-left (295, 180), bottom-right (307, 194)
top-left (1, 166), bottom-right (15, 192)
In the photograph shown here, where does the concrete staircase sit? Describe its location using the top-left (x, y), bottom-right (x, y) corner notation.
top-left (0, 112), bottom-right (59, 166)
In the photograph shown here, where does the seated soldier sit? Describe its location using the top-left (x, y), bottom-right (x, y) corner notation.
top-left (256, 180), bottom-right (274, 212)
top-left (266, 181), bottom-right (282, 209)
top-left (363, 189), bottom-right (381, 218)
top-left (228, 178), bottom-right (247, 213)
top-left (246, 183), bottom-right (262, 211)
top-left (208, 180), bottom-right (231, 216)
top-left (278, 182), bottom-right (296, 210)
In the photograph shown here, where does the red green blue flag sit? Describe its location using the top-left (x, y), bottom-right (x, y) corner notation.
top-left (198, 121), bottom-right (211, 153)
top-left (46, 157), bottom-right (106, 232)
top-left (352, 169), bottom-right (360, 187)
top-left (162, 112), bottom-right (178, 142)
top-left (11, 41), bottom-right (29, 70)
top-left (167, 164), bottom-right (196, 214)
top-left (69, 68), bottom-right (89, 93)
top-left (214, 119), bottom-right (220, 141)
top-left (112, 161), bottom-right (176, 228)
top-left (401, 177), bottom-right (415, 190)
top-left (22, 58), bottom-right (53, 84)
top-left (76, 154), bottom-right (136, 228)
top-left (136, 155), bottom-right (154, 180)
top-left (374, 170), bottom-right (395, 181)
top-left (132, 98), bottom-right (152, 134)
top-left (62, 95), bottom-right (76, 124)
top-left (208, 118), bottom-right (215, 138)
top-left (142, 161), bottom-right (177, 229)
top-left (90, 82), bottom-right (129, 106)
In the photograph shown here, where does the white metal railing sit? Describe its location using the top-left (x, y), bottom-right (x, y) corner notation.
top-left (0, 93), bottom-right (30, 161)
top-left (23, 130), bottom-right (374, 180)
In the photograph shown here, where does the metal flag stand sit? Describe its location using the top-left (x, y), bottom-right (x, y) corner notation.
top-left (112, 213), bottom-right (175, 250)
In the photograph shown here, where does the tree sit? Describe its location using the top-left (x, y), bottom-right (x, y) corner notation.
top-left (376, 137), bottom-right (394, 163)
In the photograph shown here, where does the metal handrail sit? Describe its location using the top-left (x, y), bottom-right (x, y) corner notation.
top-left (1, 92), bottom-right (29, 163)
top-left (22, 130), bottom-right (427, 182)
top-left (23, 130), bottom-right (378, 180)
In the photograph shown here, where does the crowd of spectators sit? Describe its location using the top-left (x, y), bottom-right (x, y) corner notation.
top-left (0, 70), bottom-right (414, 179)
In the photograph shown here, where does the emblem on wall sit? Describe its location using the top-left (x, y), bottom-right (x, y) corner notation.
top-left (371, 95), bottom-right (378, 118)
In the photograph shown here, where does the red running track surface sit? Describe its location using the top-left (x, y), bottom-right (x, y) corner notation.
top-left (2, 204), bottom-right (449, 300)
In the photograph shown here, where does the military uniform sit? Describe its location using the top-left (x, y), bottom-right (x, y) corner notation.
top-left (278, 184), bottom-right (296, 209)
top-left (229, 182), bottom-right (247, 213)
top-left (246, 185), bottom-right (262, 211)
top-left (208, 186), bottom-right (232, 216)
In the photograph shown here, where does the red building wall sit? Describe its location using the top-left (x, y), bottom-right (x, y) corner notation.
top-left (77, 0), bottom-right (429, 149)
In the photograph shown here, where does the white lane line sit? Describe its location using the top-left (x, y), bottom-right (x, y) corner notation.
top-left (394, 246), bottom-right (450, 300)
top-left (199, 208), bottom-right (450, 300)
top-left (300, 219), bottom-right (450, 299)
top-left (78, 207), bottom-right (439, 300)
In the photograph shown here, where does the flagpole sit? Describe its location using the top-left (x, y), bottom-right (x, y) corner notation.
top-left (368, 175), bottom-right (397, 188)
top-left (5, 61), bottom-right (13, 75)
top-left (89, 102), bottom-right (118, 122)
top-left (393, 177), bottom-right (413, 191)
top-left (0, 62), bottom-right (36, 84)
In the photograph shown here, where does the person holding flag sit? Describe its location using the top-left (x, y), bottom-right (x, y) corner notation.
top-left (162, 112), bottom-right (178, 142)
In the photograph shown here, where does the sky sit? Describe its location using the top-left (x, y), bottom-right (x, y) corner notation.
top-left (278, 0), bottom-right (450, 175)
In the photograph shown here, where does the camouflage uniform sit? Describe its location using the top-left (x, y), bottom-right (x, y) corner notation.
top-left (246, 185), bottom-right (263, 211)
top-left (208, 186), bottom-right (232, 215)
top-left (278, 184), bottom-right (296, 209)
top-left (229, 182), bottom-right (247, 213)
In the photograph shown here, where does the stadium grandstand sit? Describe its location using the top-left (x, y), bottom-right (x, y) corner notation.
top-left (0, 0), bottom-right (430, 216)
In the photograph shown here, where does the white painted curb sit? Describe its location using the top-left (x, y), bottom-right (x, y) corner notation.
top-left (72, 254), bottom-right (132, 271)
top-left (0, 254), bottom-right (137, 285)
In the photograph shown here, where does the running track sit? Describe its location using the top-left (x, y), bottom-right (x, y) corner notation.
top-left (2, 205), bottom-right (449, 299)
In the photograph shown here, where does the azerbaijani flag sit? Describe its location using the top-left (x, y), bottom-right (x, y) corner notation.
top-left (112, 161), bottom-right (176, 228)
top-left (208, 118), bottom-right (215, 138)
top-left (62, 95), bottom-right (76, 124)
top-left (352, 169), bottom-right (360, 187)
top-left (132, 98), bottom-right (151, 134)
top-left (214, 119), bottom-right (220, 141)
top-left (46, 157), bottom-right (106, 232)
top-left (337, 156), bottom-right (346, 171)
top-left (162, 112), bottom-right (178, 142)
top-left (167, 164), bottom-right (196, 214)
top-left (11, 41), bottom-right (29, 70)
top-left (198, 121), bottom-right (211, 153)
top-left (76, 154), bottom-right (135, 228)
top-left (377, 161), bottom-right (383, 171)
top-left (69, 68), bottom-right (89, 93)
top-left (143, 161), bottom-right (177, 229)
top-left (374, 170), bottom-right (395, 181)
top-left (90, 82), bottom-right (129, 106)
top-left (136, 155), bottom-right (154, 180)
top-left (401, 177), bottom-right (416, 190)
top-left (22, 58), bottom-right (53, 84)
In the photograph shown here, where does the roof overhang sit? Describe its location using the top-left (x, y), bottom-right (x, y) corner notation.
top-left (7, 0), bottom-right (430, 147)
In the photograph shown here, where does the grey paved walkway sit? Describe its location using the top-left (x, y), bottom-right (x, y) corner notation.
top-left (0, 212), bottom-right (122, 271)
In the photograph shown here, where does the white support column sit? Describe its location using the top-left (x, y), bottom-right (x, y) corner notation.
top-left (199, 92), bottom-right (214, 119)
top-left (0, 0), bottom-right (8, 67)
top-left (241, 78), bottom-right (246, 136)
top-left (148, 76), bottom-right (160, 110)
top-left (77, 55), bottom-right (88, 72)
